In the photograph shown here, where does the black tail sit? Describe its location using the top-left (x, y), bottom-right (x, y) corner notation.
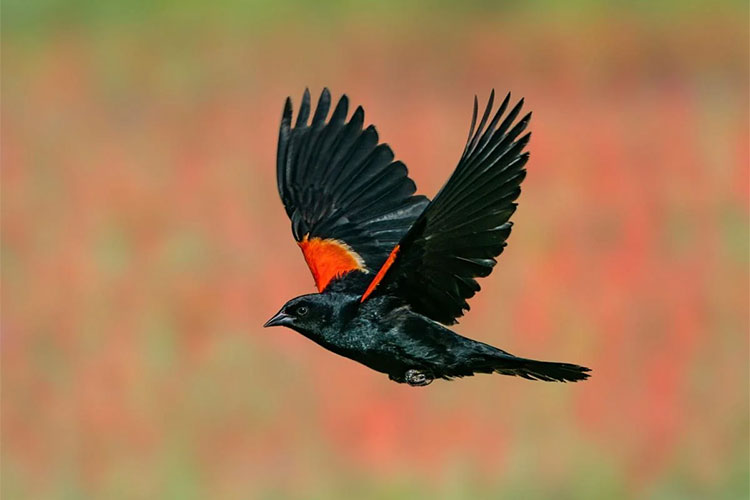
top-left (492, 355), bottom-right (591, 382)
top-left (435, 333), bottom-right (591, 383)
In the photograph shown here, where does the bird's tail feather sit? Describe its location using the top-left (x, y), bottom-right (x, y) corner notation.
top-left (491, 355), bottom-right (591, 382)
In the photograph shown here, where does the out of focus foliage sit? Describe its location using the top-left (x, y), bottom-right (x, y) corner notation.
top-left (2, 1), bottom-right (748, 498)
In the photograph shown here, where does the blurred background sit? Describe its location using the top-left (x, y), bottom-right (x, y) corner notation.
top-left (2, 0), bottom-right (748, 498)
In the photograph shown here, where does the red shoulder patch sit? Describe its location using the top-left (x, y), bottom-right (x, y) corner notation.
top-left (298, 235), bottom-right (365, 292)
top-left (360, 244), bottom-right (400, 302)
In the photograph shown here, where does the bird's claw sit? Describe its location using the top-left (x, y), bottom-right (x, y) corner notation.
top-left (405, 369), bottom-right (433, 387)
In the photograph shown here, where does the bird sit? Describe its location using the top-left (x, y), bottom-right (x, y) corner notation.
top-left (264, 88), bottom-right (590, 387)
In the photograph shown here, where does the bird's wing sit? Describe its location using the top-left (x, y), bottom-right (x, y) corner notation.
top-left (277, 88), bottom-right (429, 292)
top-left (360, 90), bottom-right (531, 324)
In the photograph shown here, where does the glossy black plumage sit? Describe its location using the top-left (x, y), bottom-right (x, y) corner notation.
top-left (371, 90), bottom-right (531, 324)
top-left (267, 88), bottom-right (590, 386)
top-left (277, 88), bottom-right (428, 274)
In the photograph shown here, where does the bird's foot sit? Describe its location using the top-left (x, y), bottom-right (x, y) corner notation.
top-left (405, 369), bottom-right (433, 387)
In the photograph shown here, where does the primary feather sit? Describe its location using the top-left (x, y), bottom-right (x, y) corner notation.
top-left (363, 90), bottom-right (531, 324)
top-left (277, 88), bottom-right (428, 290)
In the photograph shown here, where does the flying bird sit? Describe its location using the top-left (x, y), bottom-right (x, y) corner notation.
top-left (265, 88), bottom-right (590, 386)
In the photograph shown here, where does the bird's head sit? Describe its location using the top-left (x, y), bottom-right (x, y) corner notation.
top-left (263, 293), bottom-right (335, 336)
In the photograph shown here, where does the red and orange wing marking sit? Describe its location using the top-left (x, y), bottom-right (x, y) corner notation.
top-left (298, 235), bottom-right (366, 292)
top-left (360, 244), bottom-right (400, 302)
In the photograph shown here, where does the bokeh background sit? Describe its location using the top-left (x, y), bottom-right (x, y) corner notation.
top-left (2, 0), bottom-right (748, 498)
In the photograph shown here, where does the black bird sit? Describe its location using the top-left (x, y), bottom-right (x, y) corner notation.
top-left (265, 88), bottom-right (590, 386)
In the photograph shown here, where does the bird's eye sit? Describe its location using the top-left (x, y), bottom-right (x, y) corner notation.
top-left (297, 306), bottom-right (309, 316)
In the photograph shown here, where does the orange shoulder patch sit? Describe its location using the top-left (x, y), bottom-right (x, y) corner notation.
top-left (360, 244), bottom-right (400, 302)
top-left (298, 235), bottom-right (365, 292)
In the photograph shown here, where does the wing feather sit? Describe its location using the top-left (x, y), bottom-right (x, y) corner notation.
top-left (361, 91), bottom-right (531, 324)
top-left (276, 88), bottom-right (429, 292)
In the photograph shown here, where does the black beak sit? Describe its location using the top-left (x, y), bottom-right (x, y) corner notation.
top-left (263, 310), bottom-right (291, 328)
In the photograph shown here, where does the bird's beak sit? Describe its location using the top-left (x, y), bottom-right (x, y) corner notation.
top-left (263, 310), bottom-right (292, 328)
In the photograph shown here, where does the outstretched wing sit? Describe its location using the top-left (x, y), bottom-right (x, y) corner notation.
top-left (277, 88), bottom-right (429, 292)
top-left (361, 90), bottom-right (531, 324)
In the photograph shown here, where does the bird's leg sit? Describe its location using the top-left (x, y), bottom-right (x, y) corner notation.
top-left (405, 369), bottom-right (433, 387)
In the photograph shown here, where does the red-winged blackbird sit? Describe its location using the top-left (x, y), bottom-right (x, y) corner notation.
top-left (265, 88), bottom-right (590, 386)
